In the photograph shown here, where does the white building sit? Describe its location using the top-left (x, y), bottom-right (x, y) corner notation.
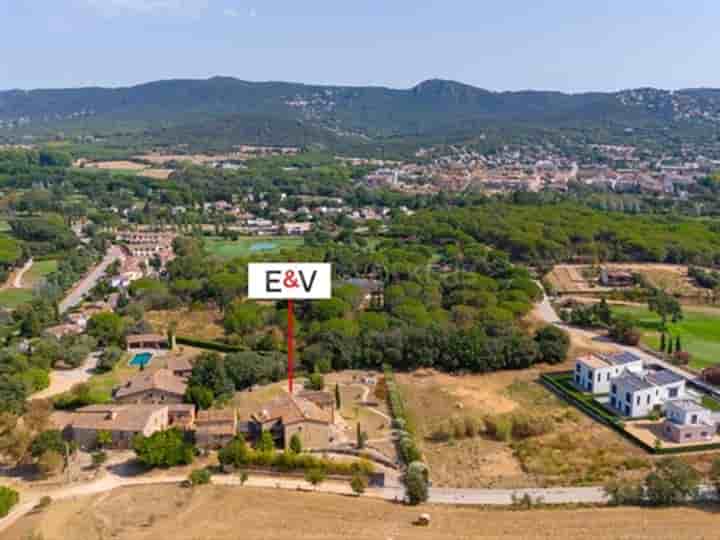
top-left (574, 352), bottom-right (644, 394)
top-left (663, 400), bottom-right (720, 443)
top-left (609, 369), bottom-right (685, 417)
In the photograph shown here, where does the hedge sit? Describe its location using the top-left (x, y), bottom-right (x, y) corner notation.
top-left (0, 486), bottom-right (19, 518)
top-left (541, 371), bottom-right (720, 455)
top-left (218, 437), bottom-right (375, 476)
top-left (176, 336), bottom-right (247, 353)
top-left (383, 365), bottom-right (423, 465)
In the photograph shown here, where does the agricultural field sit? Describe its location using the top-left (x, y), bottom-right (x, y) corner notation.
top-left (547, 263), bottom-right (706, 299)
top-left (4, 484), bottom-right (720, 540)
top-left (612, 305), bottom-right (720, 370)
top-left (204, 236), bottom-right (304, 259)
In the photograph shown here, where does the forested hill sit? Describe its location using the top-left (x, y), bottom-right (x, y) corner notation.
top-left (2, 77), bottom-right (720, 141)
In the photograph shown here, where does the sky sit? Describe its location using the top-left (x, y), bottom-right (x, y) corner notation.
top-left (2, 0), bottom-right (720, 92)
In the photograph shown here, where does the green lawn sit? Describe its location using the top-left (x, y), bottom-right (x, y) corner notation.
top-left (23, 259), bottom-right (58, 287)
top-left (204, 236), bottom-right (304, 259)
top-left (612, 305), bottom-right (720, 370)
top-left (0, 288), bottom-right (34, 309)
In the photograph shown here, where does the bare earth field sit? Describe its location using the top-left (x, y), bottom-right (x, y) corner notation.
top-left (4, 484), bottom-right (720, 540)
top-left (547, 263), bottom-right (705, 299)
top-left (145, 308), bottom-right (225, 340)
top-left (397, 366), bottom-right (651, 489)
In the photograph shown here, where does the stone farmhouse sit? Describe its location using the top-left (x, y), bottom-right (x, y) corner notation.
top-left (114, 369), bottom-right (187, 404)
top-left (52, 404), bottom-right (170, 450)
top-left (248, 394), bottom-right (333, 451)
top-left (195, 409), bottom-right (238, 449)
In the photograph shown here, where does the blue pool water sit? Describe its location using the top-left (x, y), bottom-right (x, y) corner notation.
top-left (130, 352), bottom-right (153, 367)
top-left (249, 242), bottom-right (277, 252)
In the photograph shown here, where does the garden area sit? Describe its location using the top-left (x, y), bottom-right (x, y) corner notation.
top-left (204, 236), bottom-right (304, 259)
top-left (612, 304), bottom-right (720, 370)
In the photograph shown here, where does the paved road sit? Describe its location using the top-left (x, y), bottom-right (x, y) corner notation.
top-left (0, 469), bottom-right (613, 534)
top-left (534, 290), bottom-right (720, 396)
top-left (59, 246), bottom-right (123, 314)
top-left (30, 353), bottom-right (99, 400)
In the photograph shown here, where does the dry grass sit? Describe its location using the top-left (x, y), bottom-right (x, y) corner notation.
top-left (5, 484), bottom-right (720, 540)
top-left (138, 169), bottom-right (173, 180)
top-left (84, 160), bottom-right (148, 170)
top-left (397, 369), bottom-right (650, 488)
top-left (145, 308), bottom-right (225, 340)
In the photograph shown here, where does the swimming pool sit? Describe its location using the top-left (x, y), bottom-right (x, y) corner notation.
top-left (249, 242), bottom-right (277, 252)
top-left (129, 352), bottom-right (153, 368)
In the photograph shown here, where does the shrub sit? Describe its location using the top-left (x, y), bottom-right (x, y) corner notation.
top-left (604, 478), bottom-right (644, 506)
top-left (350, 473), bottom-right (368, 495)
top-left (534, 326), bottom-right (570, 364)
top-left (305, 468), bottom-right (326, 488)
top-left (428, 421), bottom-right (452, 442)
top-left (0, 486), bottom-right (19, 518)
top-left (404, 462), bottom-right (429, 505)
top-left (464, 416), bottom-right (480, 438)
top-left (132, 428), bottom-right (194, 468)
top-left (91, 450), bottom-right (107, 469)
top-left (188, 468), bottom-right (212, 486)
top-left (35, 496), bottom-right (52, 511)
top-left (37, 450), bottom-right (64, 478)
top-left (289, 433), bottom-right (303, 454)
top-left (644, 458), bottom-right (700, 506)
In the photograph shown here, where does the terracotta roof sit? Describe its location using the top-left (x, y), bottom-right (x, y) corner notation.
top-left (297, 390), bottom-right (334, 407)
top-left (196, 409), bottom-right (236, 424)
top-left (126, 333), bottom-right (167, 344)
top-left (61, 404), bottom-right (167, 432)
top-left (252, 395), bottom-right (331, 426)
top-left (115, 369), bottom-right (187, 399)
top-left (166, 356), bottom-right (193, 372)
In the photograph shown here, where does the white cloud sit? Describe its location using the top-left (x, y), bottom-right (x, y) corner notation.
top-left (223, 7), bottom-right (240, 17)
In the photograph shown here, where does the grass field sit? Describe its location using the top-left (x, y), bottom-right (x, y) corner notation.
top-left (0, 288), bottom-right (33, 309)
top-left (612, 305), bottom-right (720, 369)
top-left (205, 236), bottom-right (304, 259)
top-left (22, 259), bottom-right (58, 287)
top-left (6, 484), bottom-right (720, 540)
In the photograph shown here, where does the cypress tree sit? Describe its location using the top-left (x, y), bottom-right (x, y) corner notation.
top-left (660, 333), bottom-right (666, 353)
top-left (675, 335), bottom-right (682, 352)
top-left (335, 383), bottom-right (341, 409)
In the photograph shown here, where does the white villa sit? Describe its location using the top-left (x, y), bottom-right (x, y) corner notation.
top-left (663, 400), bottom-right (720, 443)
top-left (574, 351), bottom-right (644, 394)
top-left (609, 369), bottom-right (685, 417)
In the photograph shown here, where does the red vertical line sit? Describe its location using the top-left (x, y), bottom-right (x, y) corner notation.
top-left (287, 298), bottom-right (294, 394)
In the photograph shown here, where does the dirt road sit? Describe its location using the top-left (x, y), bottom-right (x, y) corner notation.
top-left (30, 353), bottom-right (99, 400)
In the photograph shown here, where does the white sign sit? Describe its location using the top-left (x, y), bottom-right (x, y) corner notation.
top-left (248, 263), bottom-right (332, 300)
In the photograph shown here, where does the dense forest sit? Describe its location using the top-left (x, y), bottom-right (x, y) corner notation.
top-left (393, 203), bottom-right (720, 266)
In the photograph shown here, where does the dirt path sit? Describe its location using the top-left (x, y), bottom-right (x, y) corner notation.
top-left (31, 353), bottom-right (99, 400)
top-left (0, 259), bottom-right (33, 291)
